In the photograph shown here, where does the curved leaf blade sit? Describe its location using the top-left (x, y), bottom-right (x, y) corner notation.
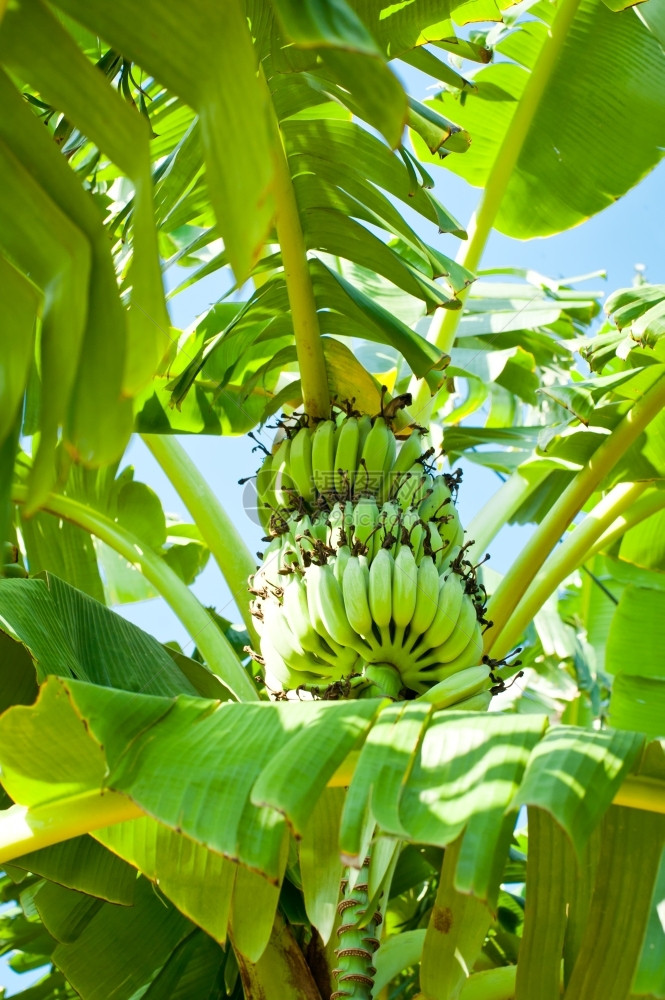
top-left (418, 0), bottom-right (665, 238)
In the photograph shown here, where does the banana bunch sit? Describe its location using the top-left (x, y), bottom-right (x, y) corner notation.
top-left (251, 540), bottom-right (489, 700)
top-left (249, 407), bottom-right (492, 704)
top-left (254, 412), bottom-right (443, 533)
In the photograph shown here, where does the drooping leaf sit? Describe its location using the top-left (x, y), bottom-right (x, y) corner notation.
top-left (317, 48), bottom-right (408, 148)
top-left (229, 845), bottom-right (288, 962)
top-left (0, 253), bottom-right (39, 447)
top-left (52, 876), bottom-right (192, 1000)
top-left (0, 631), bottom-right (38, 715)
top-left (1, 0), bottom-right (170, 397)
top-left (252, 701), bottom-right (380, 837)
top-left (9, 837), bottom-right (136, 905)
top-left (0, 676), bottom-right (378, 882)
top-left (563, 805), bottom-right (665, 1000)
top-left (341, 708), bottom-right (546, 902)
top-left (0, 69), bottom-right (133, 473)
top-left (609, 675), bottom-right (665, 740)
top-left (632, 845), bottom-right (665, 998)
top-left (32, 880), bottom-right (104, 945)
top-left (97, 817), bottom-right (237, 945)
top-left (141, 932), bottom-right (226, 1000)
top-left (52, 0), bottom-right (277, 284)
top-left (512, 726), bottom-right (644, 853)
top-left (605, 283), bottom-right (665, 356)
top-left (340, 702), bottom-right (433, 856)
top-left (420, 835), bottom-right (493, 1000)
top-left (0, 134), bottom-right (89, 506)
top-left (514, 808), bottom-right (574, 1000)
top-left (0, 575), bottom-right (200, 696)
top-left (299, 789), bottom-right (346, 944)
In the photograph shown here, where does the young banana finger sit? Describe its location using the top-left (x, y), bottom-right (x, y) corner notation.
top-left (343, 554), bottom-right (374, 638)
top-left (362, 416), bottom-right (395, 497)
top-left (312, 420), bottom-right (336, 496)
top-left (414, 665), bottom-right (491, 708)
top-left (392, 545), bottom-right (418, 629)
top-left (368, 547), bottom-right (393, 630)
top-left (433, 620), bottom-right (484, 674)
top-left (334, 416), bottom-right (360, 496)
top-left (410, 555), bottom-right (440, 636)
top-left (435, 598), bottom-right (479, 664)
top-left (418, 571), bottom-right (465, 651)
top-left (289, 426), bottom-right (315, 502)
top-left (308, 562), bottom-right (365, 650)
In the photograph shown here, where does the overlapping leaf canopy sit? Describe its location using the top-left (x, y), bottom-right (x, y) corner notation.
top-left (0, 579), bottom-right (658, 983)
top-left (0, 0), bottom-right (487, 510)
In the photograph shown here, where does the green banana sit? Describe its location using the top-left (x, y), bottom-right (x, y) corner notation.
top-left (332, 546), bottom-right (351, 585)
top-left (436, 597), bottom-right (479, 663)
top-left (390, 429), bottom-right (426, 477)
top-left (399, 508), bottom-right (425, 561)
top-left (381, 421), bottom-right (398, 474)
top-left (253, 540), bottom-right (285, 591)
top-left (255, 451), bottom-right (274, 528)
top-left (418, 477), bottom-right (453, 521)
top-left (368, 547), bottom-right (393, 630)
top-left (2, 541), bottom-right (17, 561)
top-left (327, 501), bottom-right (347, 550)
top-left (260, 635), bottom-right (314, 689)
top-left (410, 555), bottom-right (440, 635)
top-left (343, 500), bottom-right (355, 544)
top-left (352, 496), bottom-right (379, 553)
top-left (414, 665), bottom-right (490, 708)
top-left (424, 520), bottom-right (443, 568)
top-left (282, 577), bottom-right (336, 667)
top-left (393, 468), bottom-right (429, 510)
top-left (311, 420), bottom-right (336, 496)
top-left (343, 554), bottom-right (374, 637)
top-left (308, 562), bottom-right (366, 650)
top-left (361, 416), bottom-right (395, 496)
top-left (272, 437), bottom-right (294, 509)
top-left (289, 426), bottom-right (315, 502)
top-left (392, 545), bottom-right (418, 629)
top-left (356, 414), bottom-right (373, 463)
top-left (419, 571), bottom-right (465, 651)
top-left (296, 579), bottom-right (359, 673)
top-left (310, 518), bottom-right (329, 544)
top-left (260, 600), bottom-right (319, 676)
top-left (334, 416), bottom-right (360, 497)
top-left (249, 432), bottom-right (491, 701)
top-left (429, 620), bottom-right (484, 675)
top-left (294, 516), bottom-right (317, 560)
top-left (1, 563), bottom-right (27, 578)
top-left (439, 506), bottom-right (464, 553)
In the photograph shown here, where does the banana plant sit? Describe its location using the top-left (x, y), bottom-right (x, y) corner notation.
top-left (1, 1), bottom-right (665, 999)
